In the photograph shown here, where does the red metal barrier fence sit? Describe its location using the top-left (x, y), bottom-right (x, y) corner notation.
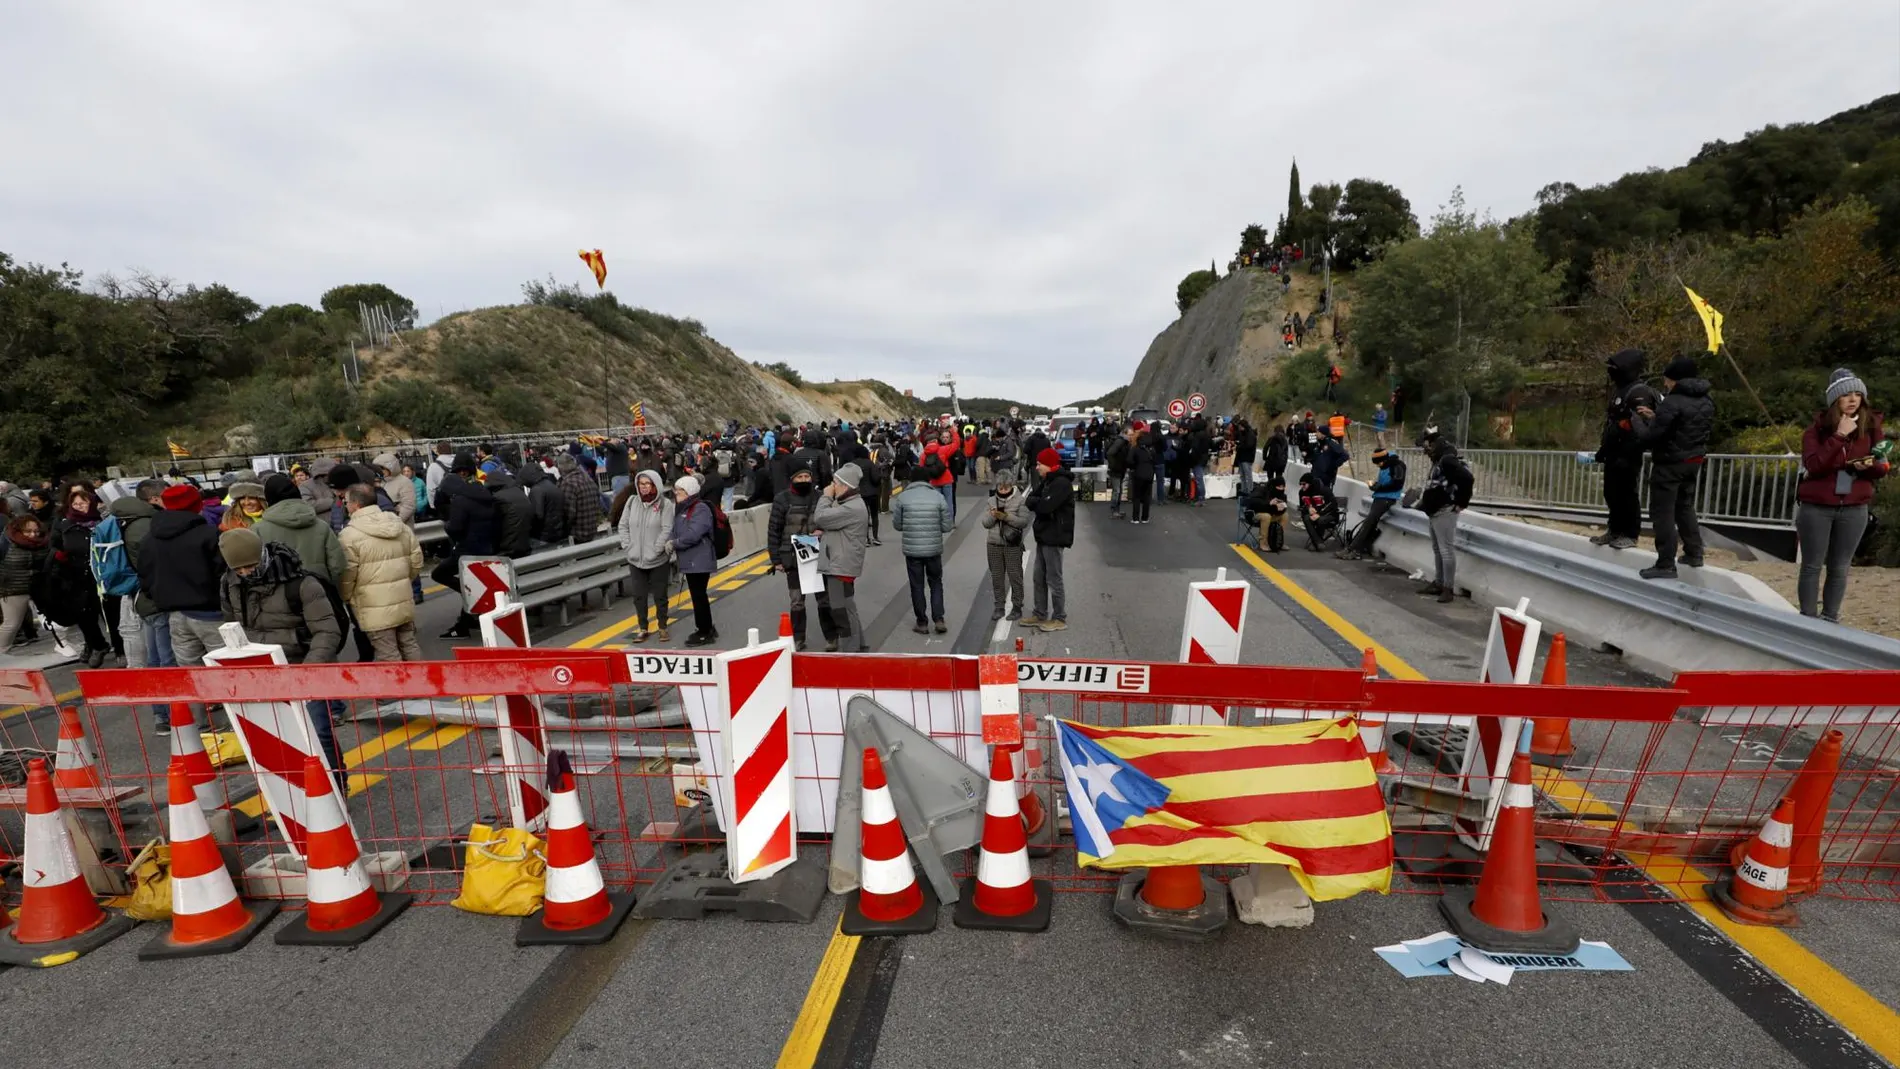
top-left (2, 657), bottom-right (1896, 913)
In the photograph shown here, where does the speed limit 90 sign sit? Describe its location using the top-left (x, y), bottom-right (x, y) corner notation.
top-left (1188, 392), bottom-right (1207, 413)
top-left (1168, 398), bottom-right (1187, 419)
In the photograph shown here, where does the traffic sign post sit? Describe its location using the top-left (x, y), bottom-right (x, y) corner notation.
top-left (1188, 392), bottom-right (1207, 414)
top-left (1168, 399), bottom-right (1187, 420)
top-left (459, 556), bottom-right (516, 616)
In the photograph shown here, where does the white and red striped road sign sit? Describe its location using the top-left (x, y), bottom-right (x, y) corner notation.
top-left (1168, 398), bottom-right (1188, 420)
top-left (977, 655), bottom-right (1022, 747)
top-left (1169, 572), bottom-right (1249, 726)
top-left (716, 638), bottom-right (796, 883)
top-left (203, 623), bottom-right (348, 856)
top-left (459, 556), bottom-right (515, 617)
top-left (479, 597), bottom-right (550, 832)
top-left (1188, 392), bottom-right (1207, 414)
top-left (1456, 599), bottom-right (1543, 851)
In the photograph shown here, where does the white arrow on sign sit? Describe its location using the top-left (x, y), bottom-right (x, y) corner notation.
top-left (460, 556), bottom-right (516, 616)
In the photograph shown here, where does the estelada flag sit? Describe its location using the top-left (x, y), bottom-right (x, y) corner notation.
top-left (578, 249), bottom-right (607, 289)
top-left (1056, 717), bottom-right (1392, 900)
top-left (628, 400), bottom-right (647, 427)
top-left (167, 440), bottom-right (191, 459)
top-left (1683, 286), bottom-right (1724, 353)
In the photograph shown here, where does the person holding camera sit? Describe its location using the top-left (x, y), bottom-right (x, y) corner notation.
top-left (981, 470), bottom-right (1030, 621)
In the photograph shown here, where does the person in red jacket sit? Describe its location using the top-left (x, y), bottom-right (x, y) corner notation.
top-left (923, 426), bottom-right (961, 521)
top-left (1796, 369), bottom-right (1886, 622)
top-left (961, 426), bottom-right (980, 486)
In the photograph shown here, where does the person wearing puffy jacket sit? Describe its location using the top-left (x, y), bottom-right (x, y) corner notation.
top-left (1796, 369), bottom-right (1887, 622)
top-left (617, 470), bottom-right (675, 643)
top-left (890, 462), bottom-right (953, 634)
top-left (338, 484), bottom-right (424, 661)
top-left (1633, 353), bottom-right (1716, 579)
top-left (668, 476), bottom-right (718, 647)
top-left (980, 471), bottom-right (1029, 621)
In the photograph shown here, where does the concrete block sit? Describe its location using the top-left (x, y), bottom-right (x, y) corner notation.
top-left (240, 849), bottom-right (411, 900)
top-left (1230, 864), bottom-right (1314, 928)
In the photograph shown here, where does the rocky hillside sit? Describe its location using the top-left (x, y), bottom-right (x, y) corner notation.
top-left (1124, 268), bottom-right (1288, 418)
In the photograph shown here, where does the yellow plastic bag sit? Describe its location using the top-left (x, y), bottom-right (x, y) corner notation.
top-left (450, 824), bottom-right (546, 916)
top-left (202, 730), bottom-right (249, 768)
top-left (123, 839), bottom-right (173, 921)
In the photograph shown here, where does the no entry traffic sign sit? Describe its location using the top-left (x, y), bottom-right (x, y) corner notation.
top-left (1168, 398), bottom-right (1187, 419)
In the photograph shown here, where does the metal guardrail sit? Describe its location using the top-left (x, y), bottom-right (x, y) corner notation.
top-left (1381, 506), bottom-right (1900, 671)
top-left (1389, 446), bottom-right (1800, 529)
top-left (513, 539), bottom-right (629, 626)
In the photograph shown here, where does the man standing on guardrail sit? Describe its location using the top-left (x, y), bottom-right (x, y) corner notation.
top-left (1592, 348), bottom-right (1660, 550)
top-left (1632, 354), bottom-right (1715, 580)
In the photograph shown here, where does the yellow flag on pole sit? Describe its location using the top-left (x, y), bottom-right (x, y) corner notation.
top-left (167, 440), bottom-right (191, 459)
top-left (1682, 287), bottom-right (1723, 353)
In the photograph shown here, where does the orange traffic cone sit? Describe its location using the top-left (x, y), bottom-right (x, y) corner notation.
top-left (1787, 730), bottom-right (1842, 897)
top-left (277, 757), bottom-right (411, 946)
top-left (956, 746), bottom-right (1052, 931)
top-left (1709, 795), bottom-right (1799, 927)
top-left (1438, 724), bottom-right (1580, 953)
top-left (1529, 633), bottom-right (1575, 767)
top-left (168, 701), bottom-right (224, 810)
top-left (141, 757), bottom-right (280, 959)
top-left (519, 751), bottom-right (635, 945)
top-left (779, 612), bottom-right (793, 639)
top-left (50, 705), bottom-right (105, 791)
top-left (841, 748), bottom-right (936, 935)
top-left (1357, 648), bottom-right (1392, 773)
top-left (0, 759), bottom-right (131, 967)
top-left (1015, 712), bottom-right (1055, 858)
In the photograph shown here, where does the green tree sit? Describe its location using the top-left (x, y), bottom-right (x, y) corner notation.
top-left (1350, 190), bottom-right (1562, 408)
top-left (0, 254), bottom-right (167, 478)
top-left (1176, 268), bottom-right (1220, 314)
top-left (1335, 179), bottom-right (1417, 267)
top-left (320, 283), bottom-right (417, 329)
top-left (1237, 223), bottom-right (1269, 261)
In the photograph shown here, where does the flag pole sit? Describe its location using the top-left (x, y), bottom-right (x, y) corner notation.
top-left (1672, 275), bottom-right (1797, 456)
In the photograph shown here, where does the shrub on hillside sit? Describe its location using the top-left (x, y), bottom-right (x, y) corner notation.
top-left (755, 361), bottom-right (805, 387)
top-left (235, 374), bottom-right (341, 453)
top-left (368, 379), bottom-right (475, 439)
top-left (440, 336), bottom-right (528, 382)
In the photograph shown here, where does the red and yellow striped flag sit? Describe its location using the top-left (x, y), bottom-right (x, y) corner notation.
top-left (1064, 717), bottom-right (1392, 900)
top-left (578, 248), bottom-right (607, 289)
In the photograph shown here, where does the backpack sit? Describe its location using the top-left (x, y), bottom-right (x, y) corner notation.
top-left (281, 569), bottom-right (344, 650)
top-left (90, 515), bottom-right (139, 597)
top-left (949, 452), bottom-right (965, 476)
top-left (709, 502), bottom-right (733, 558)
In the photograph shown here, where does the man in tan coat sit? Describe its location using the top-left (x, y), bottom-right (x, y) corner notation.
top-left (338, 484), bottom-right (424, 661)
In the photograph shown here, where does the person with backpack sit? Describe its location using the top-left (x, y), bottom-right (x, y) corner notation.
top-left (46, 485), bottom-right (112, 666)
top-left (218, 528), bottom-right (346, 772)
top-left (617, 470), bottom-right (675, 643)
top-left (1020, 449), bottom-right (1075, 632)
top-left (891, 458), bottom-right (954, 635)
top-left (923, 427), bottom-right (961, 520)
top-left (97, 478), bottom-right (164, 710)
top-left (667, 476), bottom-right (719, 647)
top-left (1415, 431), bottom-right (1474, 603)
top-left (767, 461), bottom-right (838, 651)
top-left (138, 483), bottom-right (227, 723)
top-left (1339, 448), bottom-right (1407, 560)
top-left (813, 463), bottom-right (871, 652)
top-left (980, 470), bottom-right (1030, 621)
top-left (338, 484), bottom-right (424, 662)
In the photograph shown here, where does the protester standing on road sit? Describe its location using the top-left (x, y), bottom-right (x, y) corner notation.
top-left (1233, 418), bottom-right (1258, 494)
top-left (432, 453), bottom-right (500, 640)
top-left (601, 437), bottom-right (632, 496)
top-left (1796, 370), bottom-right (1886, 621)
top-left (0, 513), bottom-right (53, 655)
top-left (557, 455), bottom-right (602, 544)
top-left (1127, 424), bottom-right (1158, 525)
top-left (1592, 349), bottom-right (1660, 550)
top-left (1105, 425), bottom-right (1131, 517)
top-left (1415, 433), bottom-right (1473, 604)
top-left (668, 476), bottom-right (719, 647)
top-left (46, 486), bottom-right (112, 666)
top-left (138, 484), bottom-right (226, 721)
top-left (1309, 429), bottom-right (1350, 492)
top-left (338, 484), bottom-right (423, 662)
top-left (106, 479), bottom-right (165, 711)
top-left (1021, 449), bottom-right (1074, 632)
top-left (981, 471), bottom-right (1029, 621)
top-left (768, 462), bottom-right (839, 651)
top-left (521, 462), bottom-right (566, 551)
top-left (813, 463), bottom-right (871, 652)
top-left (891, 460), bottom-right (953, 635)
top-left (372, 453), bottom-right (416, 527)
top-left (617, 470), bottom-right (675, 643)
top-left (218, 528), bottom-right (345, 771)
top-left (1632, 354), bottom-right (1715, 580)
top-left (923, 427), bottom-right (961, 521)
top-left (1339, 448), bottom-right (1407, 560)
top-left (1264, 425), bottom-right (1289, 484)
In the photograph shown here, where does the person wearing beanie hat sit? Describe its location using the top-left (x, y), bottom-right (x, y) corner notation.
top-left (371, 452), bottom-right (416, 527)
top-left (221, 480), bottom-right (268, 532)
top-left (1593, 348), bottom-right (1662, 549)
top-left (1796, 368), bottom-right (1885, 621)
top-left (218, 526), bottom-right (263, 569)
top-left (264, 473), bottom-right (300, 506)
top-left (160, 483), bottom-right (202, 512)
top-left (1632, 349), bottom-right (1716, 579)
top-left (1339, 446), bottom-right (1408, 560)
top-left (980, 467), bottom-right (1030, 621)
top-left (429, 454), bottom-right (500, 639)
top-left (138, 479), bottom-right (227, 705)
top-left (1020, 446), bottom-right (1075, 632)
top-left (668, 475), bottom-right (719, 646)
top-left (217, 527), bottom-right (346, 770)
top-left (812, 463), bottom-right (871, 651)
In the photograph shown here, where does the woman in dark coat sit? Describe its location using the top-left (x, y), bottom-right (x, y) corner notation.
top-left (47, 486), bottom-right (112, 665)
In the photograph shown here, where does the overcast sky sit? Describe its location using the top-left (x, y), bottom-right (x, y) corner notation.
top-left (4, 2), bottom-right (1896, 407)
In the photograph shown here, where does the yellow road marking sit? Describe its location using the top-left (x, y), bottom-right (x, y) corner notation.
top-left (342, 718), bottom-right (440, 765)
top-left (1, 686), bottom-right (83, 721)
top-left (568, 552), bottom-right (767, 649)
top-left (775, 919), bottom-right (862, 1068)
top-left (408, 724), bottom-right (472, 752)
top-left (1231, 543), bottom-right (1900, 1061)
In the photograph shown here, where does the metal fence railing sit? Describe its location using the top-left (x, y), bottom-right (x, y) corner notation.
top-left (1380, 446), bottom-right (1801, 529)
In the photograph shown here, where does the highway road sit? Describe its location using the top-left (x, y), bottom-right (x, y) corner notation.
top-left (1, 482), bottom-right (1895, 1069)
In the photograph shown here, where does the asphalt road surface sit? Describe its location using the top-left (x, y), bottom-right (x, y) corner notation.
top-left (2, 481), bottom-right (1895, 1069)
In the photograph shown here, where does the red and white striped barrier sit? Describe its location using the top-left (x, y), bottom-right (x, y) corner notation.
top-left (1458, 599), bottom-right (1542, 851)
top-left (716, 636), bottom-right (797, 882)
top-left (459, 555), bottom-right (515, 617)
top-left (203, 623), bottom-right (348, 855)
top-left (1170, 569), bottom-right (1249, 726)
top-left (480, 596), bottom-right (551, 832)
